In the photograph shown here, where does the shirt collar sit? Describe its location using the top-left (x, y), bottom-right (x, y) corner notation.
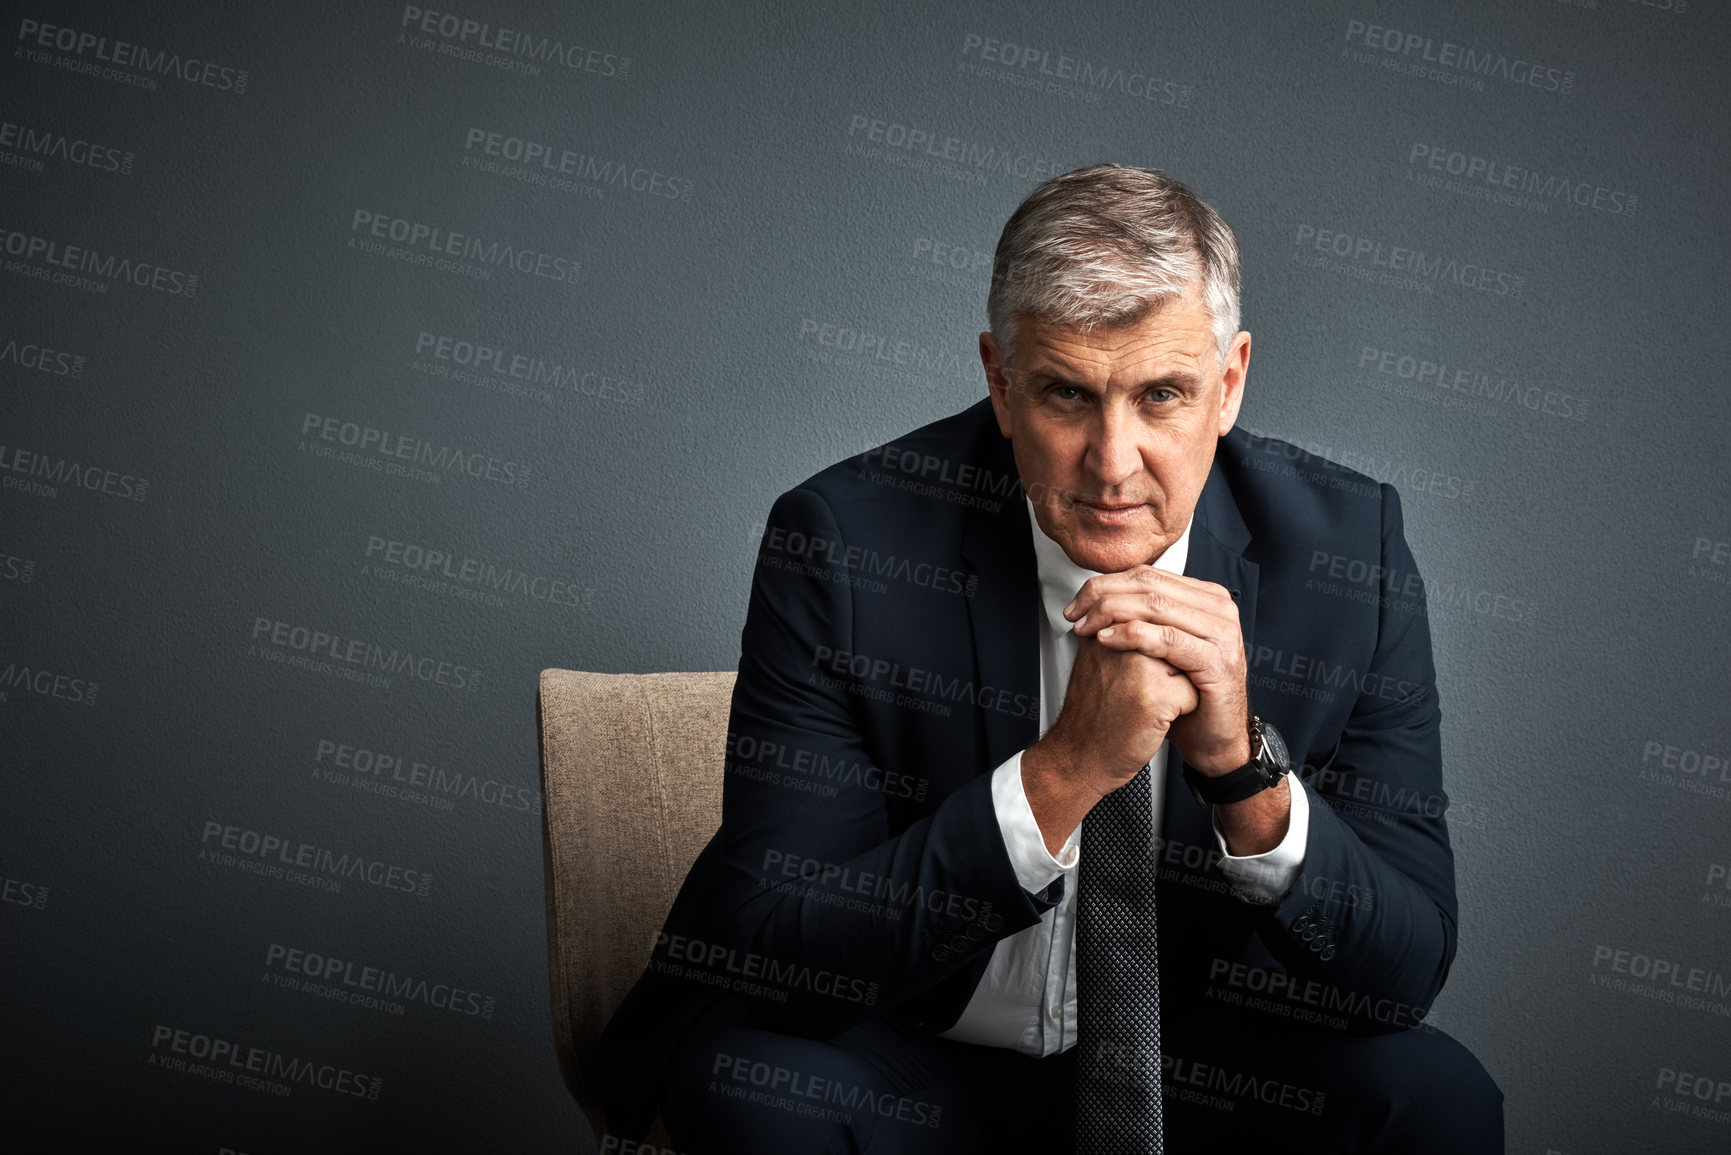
top-left (1025, 494), bottom-right (1194, 636)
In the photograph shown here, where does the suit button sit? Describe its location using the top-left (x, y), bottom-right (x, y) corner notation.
top-left (982, 913), bottom-right (1004, 933)
top-left (1300, 925), bottom-right (1318, 942)
top-left (965, 924), bottom-right (986, 942)
top-left (1292, 917), bottom-right (1310, 932)
top-left (933, 945), bottom-right (953, 963)
top-left (950, 935), bottom-right (972, 953)
top-left (1320, 945), bottom-right (1337, 961)
top-left (1309, 937), bottom-right (1327, 953)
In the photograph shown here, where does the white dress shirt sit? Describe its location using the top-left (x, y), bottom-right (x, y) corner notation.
top-left (939, 495), bottom-right (1311, 1056)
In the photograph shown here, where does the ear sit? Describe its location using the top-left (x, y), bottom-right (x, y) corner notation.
top-left (980, 331), bottom-right (1014, 438)
top-left (1216, 330), bottom-right (1252, 436)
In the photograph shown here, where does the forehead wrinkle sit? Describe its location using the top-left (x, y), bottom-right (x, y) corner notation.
top-left (1019, 334), bottom-right (1209, 394)
top-left (1017, 289), bottom-right (1215, 378)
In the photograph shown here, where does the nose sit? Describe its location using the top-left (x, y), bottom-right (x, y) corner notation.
top-left (1085, 401), bottom-right (1143, 492)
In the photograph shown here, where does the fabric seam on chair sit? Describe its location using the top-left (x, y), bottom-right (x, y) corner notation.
top-left (635, 677), bottom-right (679, 906)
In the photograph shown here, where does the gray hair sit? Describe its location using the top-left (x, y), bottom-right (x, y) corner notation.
top-left (986, 163), bottom-right (1242, 368)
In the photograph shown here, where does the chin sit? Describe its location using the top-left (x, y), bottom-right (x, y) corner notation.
top-left (1064, 532), bottom-right (1151, 574)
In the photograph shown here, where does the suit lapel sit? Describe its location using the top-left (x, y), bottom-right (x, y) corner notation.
top-left (1185, 447), bottom-right (1258, 665)
top-left (960, 428), bottom-right (1043, 776)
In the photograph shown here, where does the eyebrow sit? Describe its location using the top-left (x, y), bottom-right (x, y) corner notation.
top-left (1023, 368), bottom-right (1202, 393)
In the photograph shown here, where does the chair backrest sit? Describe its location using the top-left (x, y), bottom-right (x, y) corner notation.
top-left (537, 668), bottom-right (734, 1141)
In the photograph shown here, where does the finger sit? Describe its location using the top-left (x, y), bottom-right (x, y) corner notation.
top-left (1097, 645), bottom-right (1199, 714)
top-left (1077, 589), bottom-right (1238, 651)
top-left (1066, 567), bottom-right (1235, 623)
top-left (1079, 638), bottom-right (1184, 679)
top-left (1077, 589), bottom-right (1227, 636)
top-left (1148, 661), bottom-right (1201, 714)
top-left (1094, 619), bottom-right (1237, 686)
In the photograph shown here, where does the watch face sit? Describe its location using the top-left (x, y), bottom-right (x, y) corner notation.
top-left (1259, 720), bottom-right (1290, 772)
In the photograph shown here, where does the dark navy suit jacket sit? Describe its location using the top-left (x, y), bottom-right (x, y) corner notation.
top-left (598, 397), bottom-right (1458, 1138)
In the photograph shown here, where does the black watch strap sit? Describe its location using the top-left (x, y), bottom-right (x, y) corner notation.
top-left (1182, 717), bottom-right (1289, 806)
top-left (1183, 759), bottom-right (1275, 805)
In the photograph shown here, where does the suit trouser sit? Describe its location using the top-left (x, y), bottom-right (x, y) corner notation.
top-left (658, 995), bottom-right (1504, 1154)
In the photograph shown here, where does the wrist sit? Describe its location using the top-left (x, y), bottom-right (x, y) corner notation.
top-left (1026, 732), bottom-right (1111, 803)
top-left (1186, 732), bottom-right (1253, 777)
top-left (1021, 740), bottom-right (1086, 858)
top-left (1021, 735), bottom-right (1067, 792)
top-left (1214, 776), bottom-right (1292, 856)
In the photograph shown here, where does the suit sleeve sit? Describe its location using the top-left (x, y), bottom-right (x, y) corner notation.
top-left (1261, 482), bottom-right (1460, 1027)
top-left (664, 485), bottom-right (1049, 1037)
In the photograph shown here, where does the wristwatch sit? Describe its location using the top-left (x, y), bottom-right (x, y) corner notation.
top-left (1182, 715), bottom-right (1291, 806)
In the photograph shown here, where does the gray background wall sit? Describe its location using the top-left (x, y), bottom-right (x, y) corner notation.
top-left (3, 0), bottom-right (1727, 1151)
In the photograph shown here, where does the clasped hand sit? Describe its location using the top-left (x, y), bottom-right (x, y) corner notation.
top-left (1060, 565), bottom-right (1252, 789)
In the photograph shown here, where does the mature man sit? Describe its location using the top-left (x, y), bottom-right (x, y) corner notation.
top-left (599, 164), bottom-right (1503, 1152)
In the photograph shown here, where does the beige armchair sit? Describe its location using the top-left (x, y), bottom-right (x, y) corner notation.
top-left (537, 668), bottom-right (735, 1148)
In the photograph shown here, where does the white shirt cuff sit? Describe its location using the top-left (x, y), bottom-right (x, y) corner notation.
top-left (990, 750), bottom-right (1080, 895)
top-left (1211, 774), bottom-right (1310, 904)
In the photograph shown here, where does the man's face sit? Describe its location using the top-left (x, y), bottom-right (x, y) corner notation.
top-left (980, 279), bottom-right (1251, 574)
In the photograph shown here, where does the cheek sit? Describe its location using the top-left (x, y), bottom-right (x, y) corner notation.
top-left (1018, 426), bottom-right (1080, 477)
top-left (1009, 438), bottom-right (1057, 500)
top-left (1144, 438), bottom-right (1215, 502)
top-left (1141, 434), bottom-right (1198, 475)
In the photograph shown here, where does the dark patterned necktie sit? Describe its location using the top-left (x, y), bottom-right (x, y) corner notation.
top-left (1076, 760), bottom-right (1163, 1153)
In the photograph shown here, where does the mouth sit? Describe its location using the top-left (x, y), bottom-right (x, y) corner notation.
top-left (1075, 499), bottom-right (1146, 525)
